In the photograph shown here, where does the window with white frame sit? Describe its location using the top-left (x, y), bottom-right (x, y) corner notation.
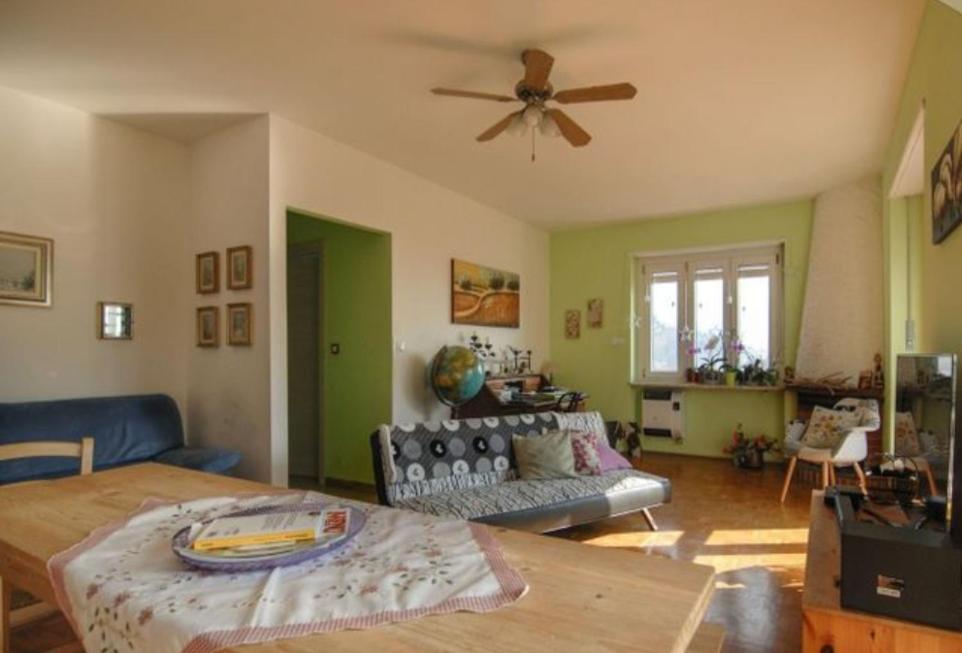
top-left (633, 244), bottom-right (783, 383)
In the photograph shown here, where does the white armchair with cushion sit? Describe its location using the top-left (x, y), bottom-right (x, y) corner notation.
top-left (779, 398), bottom-right (880, 503)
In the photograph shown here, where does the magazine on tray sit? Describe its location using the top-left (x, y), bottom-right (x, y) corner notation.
top-left (191, 508), bottom-right (350, 555)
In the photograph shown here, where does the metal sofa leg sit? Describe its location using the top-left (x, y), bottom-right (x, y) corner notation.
top-left (641, 508), bottom-right (658, 531)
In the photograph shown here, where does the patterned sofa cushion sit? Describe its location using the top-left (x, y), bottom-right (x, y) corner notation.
top-left (392, 469), bottom-right (665, 521)
top-left (380, 412), bottom-right (563, 504)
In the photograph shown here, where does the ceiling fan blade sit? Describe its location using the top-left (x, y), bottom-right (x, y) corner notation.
top-left (431, 88), bottom-right (519, 102)
top-left (522, 49), bottom-right (554, 91)
top-left (545, 109), bottom-right (591, 147)
top-left (552, 83), bottom-right (638, 104)
top-left (476, 111), bottom-right (520, 142)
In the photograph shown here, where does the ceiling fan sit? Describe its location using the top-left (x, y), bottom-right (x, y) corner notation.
top-left (431, 48), bottom-right (636, 157)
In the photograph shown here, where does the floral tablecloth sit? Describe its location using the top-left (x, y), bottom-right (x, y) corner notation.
top-left (49, 492), bottom-right (527, 653)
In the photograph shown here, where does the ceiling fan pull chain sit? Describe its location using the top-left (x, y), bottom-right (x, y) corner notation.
top-left (531, 127), bottom-right (536, 162)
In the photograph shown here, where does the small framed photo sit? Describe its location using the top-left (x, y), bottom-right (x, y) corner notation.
top-left (196, 306), bottom-right (219, 347)
top-left (226, 245), bottom-right (252, 290)
top-left (227, 302), bottom-right (253, 346)
top-left (196, 251), bottom-right (219, 294)
top-left (587, 298), bottom-right (604, 328)
top-left (565, 309), bottom-right (581, 339)
top-left (97, 302), bottom-right (132, 340)
top-left (857, 370), bottom-right (874, 390)
top-left (0, 231), bottom-right (53, 307)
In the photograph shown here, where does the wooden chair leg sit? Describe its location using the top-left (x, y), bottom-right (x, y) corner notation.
top-left (1, 575), bottom-right (10, 653)
top-left (925, 467), bottom-right (939, 496)
top-left (641, 508), bottom-right (658, 531)
top-left (853, 462), bottom-right (867, 495)
top-left (780, 456), bottom-right (798, 504)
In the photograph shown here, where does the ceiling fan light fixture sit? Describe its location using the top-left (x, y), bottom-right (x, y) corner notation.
top-left (522, 105), bottom-right (543, 127)
top-left (506, 112), bottom-right (527, 137)
top-left (539, 112), bottom-right (561, 138)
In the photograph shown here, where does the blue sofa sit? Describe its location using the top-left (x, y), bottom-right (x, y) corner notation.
top-left (0, 394), bottom-right (241, 485)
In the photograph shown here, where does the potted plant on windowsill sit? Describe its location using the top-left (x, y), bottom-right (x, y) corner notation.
top-left (723, 424), bottom-right (780, 469)
top-left (698, 356), bottom-right (726, 385)
top-left (696, 336), bottom-right (726, 385)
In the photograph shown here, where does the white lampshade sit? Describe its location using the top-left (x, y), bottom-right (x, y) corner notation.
top-left (540, 112), bottom-right (561, 137)
top-left (522, 105), bottom-right (543, 127)
top-left (506, 112), bottom-right (527, 137)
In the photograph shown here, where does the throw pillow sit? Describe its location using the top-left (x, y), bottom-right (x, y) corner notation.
top-left (596, 445), bottom-right (632, 472)
top-left (894, 412), bottom-right (921, 457)
top-left (567, 429), bottom-right (603, 475)
top-left (512, 431), bottom-right (579, 481)
top-left (801, 406), bottom-right (860, 449)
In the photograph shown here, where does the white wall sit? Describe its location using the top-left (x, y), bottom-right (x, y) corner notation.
top-left (0, 86), bottom-right (191, 410)
top-left (186, 117), bottom-right (272, 482)
top-left (268, 115), bottom-right (550, 485)
top-left (796, 177), bottom-right (884, 381)
top-left (0, 88), bottom-right (549, 486)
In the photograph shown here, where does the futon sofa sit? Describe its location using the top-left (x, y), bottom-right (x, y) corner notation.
top-left (0, 394), bottom-right (241, 485)
top-left (370, 411), bottom-right (670, 533)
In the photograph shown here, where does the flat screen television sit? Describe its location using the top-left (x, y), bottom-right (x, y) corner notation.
top-left (894, 353), bottom-right (957, 535)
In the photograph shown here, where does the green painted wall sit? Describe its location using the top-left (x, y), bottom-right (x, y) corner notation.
top-left (550, 200), bottom-right (813, 458)
top-left (882, 1), bottom-right (962, 449)
top-left (287, 211), bottom-right (392, 483)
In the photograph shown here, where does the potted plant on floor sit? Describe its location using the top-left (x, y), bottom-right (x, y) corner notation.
top-left (723, 424), bottom-right (780, 470)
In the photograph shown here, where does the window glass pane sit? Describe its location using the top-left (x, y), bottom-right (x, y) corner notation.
top-left (737, 275), bottom-right (770, 366)
top-left (693, 277), bottom-right (724, 367)
top-left (650, 275), bottom-right (678, 373)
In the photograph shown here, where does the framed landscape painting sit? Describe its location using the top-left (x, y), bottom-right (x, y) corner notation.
top-left (451, 259), bottom-right (520, 328)
top-left (0, 231), bottom-right (53, 307)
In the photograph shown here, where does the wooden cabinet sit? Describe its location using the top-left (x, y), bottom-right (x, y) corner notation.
top-left (802, 491), bottom-right (962, 652)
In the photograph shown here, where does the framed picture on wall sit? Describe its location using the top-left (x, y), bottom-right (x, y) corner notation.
top-left (196, 306), bottom-right (219, 347)
top-left (227, 302), bottom-right (253, 345)
top-left (195, 251), bottom-right (219, 294)
top-left (565, 309), bottom-right (581, 339)
top-left (932, 118), bottom-right (962, 244)
top-left (450, 259), bottom-right (520, 328)
top-left (226, 245), bottom-right (253, 290)
top-left (587, 298), bottom-right (604, 328)
top-left (0, 231), bottom-right (53, 307)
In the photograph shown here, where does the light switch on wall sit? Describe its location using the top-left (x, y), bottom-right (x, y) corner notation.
top-left (330, 343), bottom-right (340, 355)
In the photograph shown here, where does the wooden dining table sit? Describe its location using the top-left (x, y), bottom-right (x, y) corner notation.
top-left (0, 463), bottom-right (720, 653)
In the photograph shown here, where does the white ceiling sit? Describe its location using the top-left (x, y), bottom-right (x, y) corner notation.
top-left (0, 0), bottom-right (924, 229)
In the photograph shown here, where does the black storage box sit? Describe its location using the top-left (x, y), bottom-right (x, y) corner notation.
top-left (835, 494), bottom-right (962, 630)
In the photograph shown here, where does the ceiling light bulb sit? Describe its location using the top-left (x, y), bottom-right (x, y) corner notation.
top-left (506, 112), bottom-right (527, 137)
top-left (522, 105), bottom-right (543, 127)
top-left (540, 112), bottom-right (561, 138)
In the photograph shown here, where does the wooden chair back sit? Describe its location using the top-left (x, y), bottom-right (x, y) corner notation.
top-left (0, 437), bottom-right (95, 476)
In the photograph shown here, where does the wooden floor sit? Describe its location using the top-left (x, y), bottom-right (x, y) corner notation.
top-left (560, 453), bottom-right (811, 653)
top-left (14, 454), bottom-right (811, 652)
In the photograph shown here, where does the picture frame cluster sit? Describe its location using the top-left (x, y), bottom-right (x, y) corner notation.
top-left (196, 246), bottom-right (253, 347)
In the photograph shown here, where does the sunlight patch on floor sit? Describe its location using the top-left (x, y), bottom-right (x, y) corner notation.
top-left (704, 528), bottom-right (809, 546)
top-left (581, 530), bottom-right (684, 548)
top-left (693, 553), bottom-right (807, 573)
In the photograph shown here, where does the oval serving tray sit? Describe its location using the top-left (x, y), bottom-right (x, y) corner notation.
top-left (172, 502), bottom-right (366, 572)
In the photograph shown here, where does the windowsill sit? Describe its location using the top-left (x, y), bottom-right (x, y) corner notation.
top-left (630, 381), bottom-right (785, 393)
